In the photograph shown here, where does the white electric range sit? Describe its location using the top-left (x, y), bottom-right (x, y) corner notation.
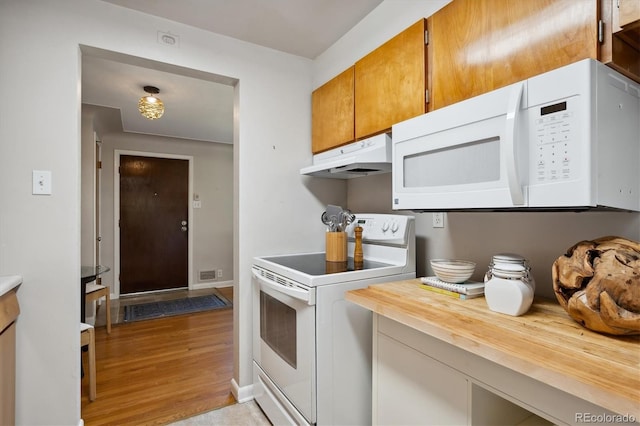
top-left (252, 213), bottom-right (416, 425)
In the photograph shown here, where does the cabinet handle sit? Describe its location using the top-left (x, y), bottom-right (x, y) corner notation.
top-left (598, 19), bottom-right (604, 44)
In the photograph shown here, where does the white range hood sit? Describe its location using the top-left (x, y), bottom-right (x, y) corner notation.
top-left (300, 133), bottom-right (391, 179)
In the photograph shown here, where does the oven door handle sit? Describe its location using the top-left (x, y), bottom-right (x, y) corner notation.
top-left (252, 268), bottom-right (315, 305)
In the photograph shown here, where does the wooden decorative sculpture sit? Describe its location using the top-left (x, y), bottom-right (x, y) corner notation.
top-left (552, 236), bottom-right (640, 336)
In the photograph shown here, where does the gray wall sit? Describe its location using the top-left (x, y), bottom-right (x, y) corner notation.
top-left (96, 131), bottom-right (234, 293)
top-left (347, 173), bottom-right (640, 300)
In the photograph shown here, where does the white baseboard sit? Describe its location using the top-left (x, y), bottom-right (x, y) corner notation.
top-left (191, 280), bottom-right (234, 290)
top-left (231, 378), bottom-right (254, 403)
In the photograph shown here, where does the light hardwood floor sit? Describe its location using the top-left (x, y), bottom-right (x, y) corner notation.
top-left (81, 286), bottom-right (236, 426)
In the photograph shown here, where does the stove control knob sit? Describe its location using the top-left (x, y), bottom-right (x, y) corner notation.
top-left (391, 221), bottom-right (399, 233)
top-left (381, 222), bottom-right (390, 232)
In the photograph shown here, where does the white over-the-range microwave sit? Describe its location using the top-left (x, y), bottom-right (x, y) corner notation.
top-left (392, 59), bottom-right (640, 212)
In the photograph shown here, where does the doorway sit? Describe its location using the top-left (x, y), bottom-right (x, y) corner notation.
top-left (81, 47), bottom-right (237, 420)
top-left (119, 154), bottom-right (190, 294)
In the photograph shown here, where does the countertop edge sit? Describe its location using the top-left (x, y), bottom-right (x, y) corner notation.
top-left (345, 280), bottom-right (640, 419)
top-left (0, 275), bottom-right (23, 297)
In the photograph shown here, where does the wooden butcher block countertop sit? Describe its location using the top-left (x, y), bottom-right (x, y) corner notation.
top-left (345, 279), bottom-right (640, 419)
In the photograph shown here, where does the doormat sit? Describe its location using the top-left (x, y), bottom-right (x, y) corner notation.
top-left (123, 291), bottom-right (231, 323)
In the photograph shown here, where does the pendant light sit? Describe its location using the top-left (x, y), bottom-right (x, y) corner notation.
top-left (138, 86), bottom-right (164, 120)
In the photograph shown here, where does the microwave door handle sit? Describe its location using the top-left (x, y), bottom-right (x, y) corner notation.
top-left (505, 82), bottom-right (525, 206)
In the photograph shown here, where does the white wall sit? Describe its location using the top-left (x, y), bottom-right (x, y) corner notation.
top-left (0, 0), bottom-right (343, 424)
top-left (81, 112), bottom-right (97, 267)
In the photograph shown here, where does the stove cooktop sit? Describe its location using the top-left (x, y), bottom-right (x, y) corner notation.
top-left (253, 214), bottom-right (416, 287)
top-left (259, 252), bottom-right (392, 276)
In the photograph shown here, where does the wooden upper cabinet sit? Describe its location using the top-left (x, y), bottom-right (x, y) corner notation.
top-left (310, 0), bottom-right (639, 154)
top-left (605, 0), bottom-right (640, 79)
top-left (311, 19), bottom-right (428, 153)
top-left (355, 19), bottom-right (427, 139)
top-left (429, 0), bottom-right (599, 110)
top-left (489, 0), bottom-right (598, 88)
top-left (311, 67), bottom-right (355, 154)
top-left (618, 0), bottom-right (640, 27)
top-left (427, 1), bottom-right (492, 110)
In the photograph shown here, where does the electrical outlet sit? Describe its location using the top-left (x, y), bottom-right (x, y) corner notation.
top-left (433, 212), bottom-right (445, 228)
top-left (217, 269), bottom-right (223, 279)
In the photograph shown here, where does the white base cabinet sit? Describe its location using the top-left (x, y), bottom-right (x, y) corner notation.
top-left (372, 315), bottom-right (624, 426)
top-left (376, 331), bottom-right (468, 425)
top-left (0, 281), bottom-right (20, 426)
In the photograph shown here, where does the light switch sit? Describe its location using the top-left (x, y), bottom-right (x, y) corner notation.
top-left (193, 200), bottom-right (202, 208)
top-left (32, 170), bottom-right (52, 195)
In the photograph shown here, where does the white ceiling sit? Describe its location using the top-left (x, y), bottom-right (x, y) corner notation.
top-left (102, 0), bottom-right (384, 59)
top-left (83, 0), bottom-right (384, 143)
top-left (82, 52), bottom-right (237, 144)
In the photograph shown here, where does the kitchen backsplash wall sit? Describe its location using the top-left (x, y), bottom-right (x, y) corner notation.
top-left (347, 173), bottom-right (640, 300)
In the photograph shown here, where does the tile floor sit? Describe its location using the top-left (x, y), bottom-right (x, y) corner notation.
top-left (169, 400), bottom-right (271, 425)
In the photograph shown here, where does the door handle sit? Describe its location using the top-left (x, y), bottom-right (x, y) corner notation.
top-left (505, 82), bottom-right (525, 206)
top-left (251, 267), bottom-right (315, 305)
top-left (181, 220), bottom-right (188, 232)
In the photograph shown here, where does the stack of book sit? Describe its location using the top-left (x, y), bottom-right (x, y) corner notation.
top-left (420, 276), bottom-right (485, 299)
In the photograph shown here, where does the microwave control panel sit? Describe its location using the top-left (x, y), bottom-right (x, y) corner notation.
top-left (531, 99), bottom-right (578, 183)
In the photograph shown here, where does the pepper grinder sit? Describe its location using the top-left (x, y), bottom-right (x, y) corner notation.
top-left (354, 226), bottom-right (363, 269)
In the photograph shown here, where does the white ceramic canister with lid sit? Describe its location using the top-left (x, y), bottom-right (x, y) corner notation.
top-left (483, 253), bottom-right (535, 316)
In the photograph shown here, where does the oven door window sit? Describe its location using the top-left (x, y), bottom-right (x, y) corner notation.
top-left (260, 291), bottom-right (296, 368)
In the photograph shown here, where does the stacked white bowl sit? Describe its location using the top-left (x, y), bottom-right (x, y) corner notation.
top-left (430, 259), bottom-right (476, 283)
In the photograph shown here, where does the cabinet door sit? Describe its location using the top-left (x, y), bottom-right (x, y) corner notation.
top-left (0, 324), bottom-right (16, 426)
top-left (430, 0), bottom-right (598, 110)
top-left (375, 332), bottom-right (468, 425)
top-left (0, 290), bottom-right (19, 426)
top-left (489, 0), bottom-right (598, 88)
top-left (311, 67), bottom-right (355, 154)
top-left (601, 0), bottom-right (640, 80)
top-left (355, 19), bottom-right (427, 139)
top-left (427, 0), bottom-right (492, 111)
top-left (618, 0), bottom-right (640, 27)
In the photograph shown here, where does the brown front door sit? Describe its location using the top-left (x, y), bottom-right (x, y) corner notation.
top-left (119, 155), bottom-right (189, 294)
